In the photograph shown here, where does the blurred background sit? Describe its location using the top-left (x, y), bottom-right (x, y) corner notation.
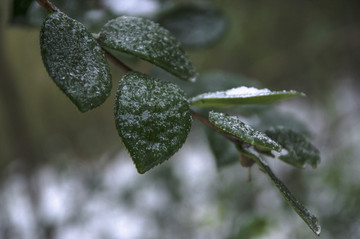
top-left (1, 0), bottom-right (360, 238)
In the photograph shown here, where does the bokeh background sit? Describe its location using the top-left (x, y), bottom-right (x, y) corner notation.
top-left (1, 0), bottom-right (360, 238)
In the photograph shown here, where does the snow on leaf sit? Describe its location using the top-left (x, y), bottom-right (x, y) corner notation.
top-left (114, 72), bottom-right (192, 174)
top-left (40, 12), bottom-right (112, 112)
top-left (266, 127), bottom-right (320, 168)
top-left (209, 111), bottom-right (281, 152)
top-left (98, 16), bottom-right (198, 81)
top-left (191, 86), bottom-right (305, 107)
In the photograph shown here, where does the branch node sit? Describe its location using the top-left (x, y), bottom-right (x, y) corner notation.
top-left (102, 48), bottom-right (133, 73)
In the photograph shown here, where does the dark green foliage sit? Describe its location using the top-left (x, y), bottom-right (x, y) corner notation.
top-left (239, 149), bottom-right (321, 236)
top-left (209, 111), bottom-right (281, 152)
top-left (98, 16), bottom-right (197, 81)
top-left (22, 1), bottom-right (322, 235)
top-left (114, 72), bottom-right (192, 174)
top-left (157, 3), bottom-right (228, 48)
top-left (208, 111), bottom-right (321, 234)
top-left (191, 87), bottom-right (305, 107)
top-left (266, 127), bottom-right (320, 168)
top-left (40, 12), bottom-right (112, 112)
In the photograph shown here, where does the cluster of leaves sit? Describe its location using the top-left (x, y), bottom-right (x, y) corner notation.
top-left (13, 0), bottom-right (321, 236)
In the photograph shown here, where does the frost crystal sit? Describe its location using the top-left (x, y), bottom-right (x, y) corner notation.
top-left (40, 12), bottom-right (112, 112)
top-left (99, 16), bottom-right (197, 81)
top-left (209, 111), bottom-right (281, 152)
top-left (114, 72), bottom-right (192, 174)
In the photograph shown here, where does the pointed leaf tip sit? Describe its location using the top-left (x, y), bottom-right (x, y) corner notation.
top-left (243, 149), bottom-right (321, 236)
top-left (40, 12), bottom-right (112, 112)
top-left (114, 72), bottom-right (192, 173)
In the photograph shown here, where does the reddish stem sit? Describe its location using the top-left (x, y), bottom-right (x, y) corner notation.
top-left (191, 110), bottom-right (240, 144)
top-left (35, 0), bottom-right (59, 12)
top-left (102, 48), bottom-right (133, 73)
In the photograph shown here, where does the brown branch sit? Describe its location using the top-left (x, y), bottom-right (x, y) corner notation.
top-left (191, 110), bottom-right (240, 144)
top-left (35, 0), bottom-right (59, 12)
top-left (102, 48), bottom-right (133, 73)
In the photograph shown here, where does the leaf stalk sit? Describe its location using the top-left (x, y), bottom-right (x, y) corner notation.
top-left (35, 0), bottom-right (59, 13)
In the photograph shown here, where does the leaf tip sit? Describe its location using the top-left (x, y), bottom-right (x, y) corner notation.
top-left (78, 107), bottom-right (88, 113)
top-left (274, 144), bottom-right (282, 153)
top-left (315, 224), bottom-right (321, 236)
top-left (309, 217), bottom-right (321, 236)
top-left (136, 166), bottom-right (147, 174)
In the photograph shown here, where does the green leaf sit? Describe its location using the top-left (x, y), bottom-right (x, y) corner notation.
top-left (114, 72), bottom-right (192, 174)
top-left (40, 12), bottom-right (112, 112)
top-left (253, 110), bottom-right (311, 135)
top-left (191, 86), bottom-right (305, 107)
top-left (240, 148), bottom-right (321, 236)
top-left (98, 16), bottom-right (197, 81)
top-left (209, 111), bottom-right (281, 152)
top-left (266, 127), bottom-right (320, 168)
top-left (157, 3), bottom-right (228, 48)
top-left (151, 69), bottom-right (259, 100)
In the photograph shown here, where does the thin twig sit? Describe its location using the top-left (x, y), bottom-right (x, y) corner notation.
top-left (35, 0), bottom-right (59, 12)
top-left (191, 110), bottom-right (240, 144)
top-left (102, 48), bottom-right (133, 73)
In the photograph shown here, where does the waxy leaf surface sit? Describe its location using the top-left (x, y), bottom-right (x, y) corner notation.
top-left (209, 111), bottom-right (281, 152)
top-left (40, 12), bottom-right (112, 112)
top-left (98, 16), bottom-right (197, 81)
top-left (266, 127), bottom-right (320, 168)
top-left (114, 72), bottom-right (192, 174)
top-left (191, 87), bottom-right (305, 107)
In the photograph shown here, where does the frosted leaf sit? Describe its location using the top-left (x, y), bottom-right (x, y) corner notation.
top-left (191, 86), bottom-right (305, 107)
top-left (40, 12), bottom-right (112, 112)
top-left (241, 149), bottom-right (321, 236)
top-left (209, 111), bottom-right (281, 152)
top-left (157, 3), bottom-right (228, 48)
top-left (266, 127), bottom-right (320, 168)
top-left (98, 16), bottom-right (198, 81)
top-left (114, 72), bottom-right (192, 174)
